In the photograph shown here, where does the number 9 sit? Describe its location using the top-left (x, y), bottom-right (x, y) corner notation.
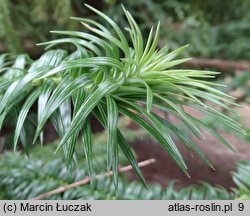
top-left (238, 203), bottom-right (244, 211)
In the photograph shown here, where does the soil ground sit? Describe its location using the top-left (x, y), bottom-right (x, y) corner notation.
top-left (128, 103), bottom-right (250, 190)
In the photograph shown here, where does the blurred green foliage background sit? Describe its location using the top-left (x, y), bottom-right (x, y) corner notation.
top-left (1, 0), bottom-right (250, 59)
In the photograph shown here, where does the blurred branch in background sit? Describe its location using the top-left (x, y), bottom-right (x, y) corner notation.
top-left (185, 58), bottom-right (250, 72)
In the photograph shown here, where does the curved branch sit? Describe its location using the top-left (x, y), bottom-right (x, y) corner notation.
top-left (31, 158), bottom-right (156, 200)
